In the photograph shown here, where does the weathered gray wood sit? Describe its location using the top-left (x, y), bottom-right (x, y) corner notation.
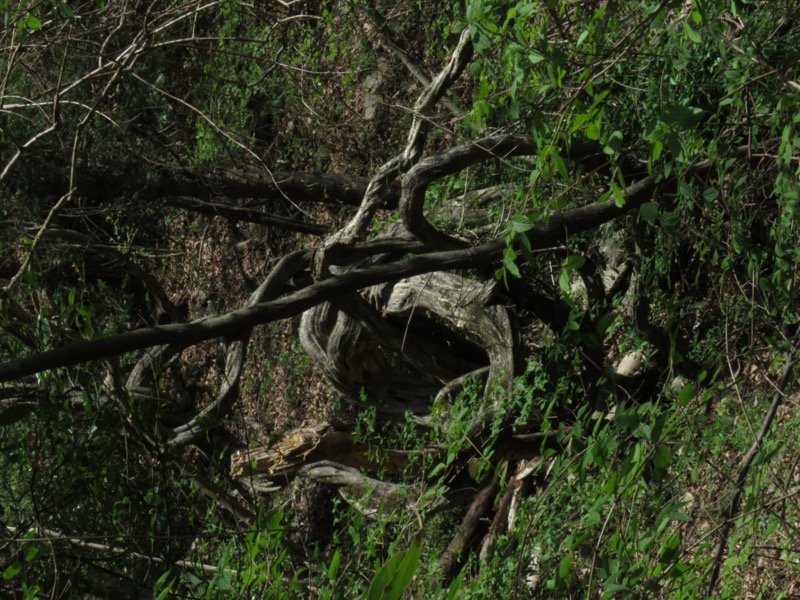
top-left (230, 422), bottom-right (426, 481)
top-left (299, 272), bottom-right (516, 426)
top-left (381, 272), bottom-right (516, 432)
top-left (299, 461), bottom-right (412, 517)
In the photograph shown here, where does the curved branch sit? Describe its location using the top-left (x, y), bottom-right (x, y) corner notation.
top-left (168, 248), bottom-right (313, 446)
top-left (401, 134), bottom-right (536, 248)
top-left (333, 292), bottom-right (483, 383)
top-left (401, 135), bottom-right (780, 249)
top-left (298, 461), bottom-right (412, 517)
top-left (366, 2), bottom-right (464, 118)
top-left (299, 300), bottom-right (440, 417)
top-left (380, 272), bottom-right (516, 419)
top-left (1, 240), bottom-right (499, 382)
top-left (0, 140), bottom-right (779, 383)
top-left (327, 27), bottom-right (473, 245)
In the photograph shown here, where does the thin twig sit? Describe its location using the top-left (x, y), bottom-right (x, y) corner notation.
top-left (5, 525), bottom-right (236, 575)
top-left (1, 190), bottom-right (72, 297)
top-left (365, 1), bottom-right (463, 118)
top-left (706, 351), bottom-right (798, 595)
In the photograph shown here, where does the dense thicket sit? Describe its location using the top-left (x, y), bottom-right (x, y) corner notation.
top-left (1, 0), bottom-right (800, 597)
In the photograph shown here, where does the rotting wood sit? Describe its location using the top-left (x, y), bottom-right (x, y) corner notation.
top-left (231, 422), bottom-right (433, 481)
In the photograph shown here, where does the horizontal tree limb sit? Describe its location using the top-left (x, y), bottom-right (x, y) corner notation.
top-left (165, 196), bottom-right (330, 235)
top-left (0, 139), bottom-right (778, 383)
top-left (38, 166), bottom-right (400, 208)
top-left (151, 170), bottom-right (393, 207)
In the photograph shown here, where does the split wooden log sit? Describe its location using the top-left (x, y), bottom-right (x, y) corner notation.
top-left (231, 422), bottom-right (431, 482)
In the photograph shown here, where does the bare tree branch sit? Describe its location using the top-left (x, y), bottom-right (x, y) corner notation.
top-left (0, 139), bottom-right (780, 384)
top-left (365, 1), bottom-right (464, 118)
top-left (166, 196), bottom-right (330, 235)
top-left (5, 525), bottom-right (237, 575)
top-left (48, 167), bottom-right (396, 209)
top-left (326, 26), bottom-right (473, 246)
top-left (440, 481), bottom-right (498, 582)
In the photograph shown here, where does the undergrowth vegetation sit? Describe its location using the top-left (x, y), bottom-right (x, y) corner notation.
top-left (1, 0), bottom-right (800, 598)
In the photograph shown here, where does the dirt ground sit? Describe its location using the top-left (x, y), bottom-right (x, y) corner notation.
top-left (156, 204), bottom-right (350, 447)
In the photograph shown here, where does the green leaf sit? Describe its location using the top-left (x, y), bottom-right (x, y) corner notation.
top-left (550, 47), bottom-right (568, 67)
top-left (558, 555), bottom-right (572, 579)
top-left (24, 546), bottom-right (41, 563)
top-left (504, 248), bottom-right (521, 278)
top-left (559, 269), bottom-right (571, 294)
top-left (328, 549), bottom-right (341, 580)
top-left (0, 404), bottom-right (36, 426)
top-left (660, 211), bottom-right (681, 232)
top-left (495, 267), bottom-right (508, 287)
top-left (446, 570), bottom-right (467, 600)
top-left (677, 383), bottom-right (695, 404)
top-left (571, 112), bottom-right (591, 133)
top-left (650, 413), bottom-right (667, 444)
top-left (2, 562), bottom-right (21, 580)
top-left (653, 445), bottom-right (672, 469)
top-left (26, 15), bottom-right (42, 30)
top-left (684, 22), bottom-right (701, 43)
top-left (518, 232), bottom-right (535, 264)
top-left (615, 412), bottom-right (639, 432)
top-left (702, 187), bottom-right (719, 203)
top-left (595, 312), bottom-right (615, 335)
top-left (604, 583), bottom-right (630, 593)
top-left (428, 462), bottom-right (446, 478)
top-left (639, 201), bottom-right (658, 224)
top-left (528, 51), bottom-right (545, 64)
top-left (603, 130), bottom-right (623, 155)
top-left (611, 181), bottom-right (625, 207)
top-left (667, 510), bottom-right (692, 523)
top-left (153, 571), bottom-right (175, 600)
top-left (662, 104), bottom-right (705, 130)
top-left (367, 534), bottom-right (423, 600)
top-left (651, 139), bottom-right (664, 161)
top-left (563, 255), bottom-right (586, 271)
top-left (586, 121), bottom-right (601, 140)
top-left (660, 530), bottom-right (682, 563)
top-left (552, 154), bottom-right (569, 180)
top-left (511, 215), bottom-right (534, 233)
